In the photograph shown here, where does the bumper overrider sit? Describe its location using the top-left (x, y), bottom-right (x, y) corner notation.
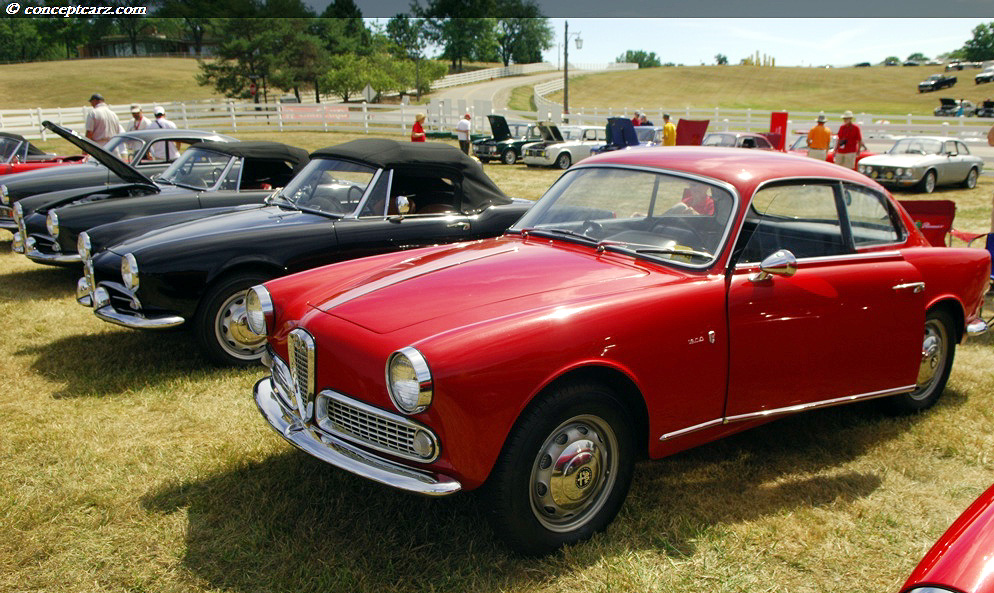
top-left (254, 351), bottom-right (461, 496)
top-left (25, 235), bottom-right (81, 264)
top-left (76, 270), bottom-right (185, 329)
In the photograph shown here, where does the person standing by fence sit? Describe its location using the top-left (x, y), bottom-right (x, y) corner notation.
top-left (128, 104), bottom-right (151, 131)
top-left (455, 113), bottom-right (471, 155)
top-left (84, 93), bottom-right (123, 146)
top-left (411, 113), bottom-right (426, 142)
top-left (835, 110), bottom-right (866, 170)
top-left (806, 114), bottom-right (831, 160)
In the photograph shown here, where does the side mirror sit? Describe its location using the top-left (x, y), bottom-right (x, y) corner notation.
top-left (750, 249), bottom-right (797, 282)
top-left (395, 195), bottom-right (412, 215)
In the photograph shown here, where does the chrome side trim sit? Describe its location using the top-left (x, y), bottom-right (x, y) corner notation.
top-left (735, 250), bottom-right (903, 270)
top-left (723, 385), bottom-right (917, 424)
top-left (254, 377), bottom-right (461, 496)
top-left (26, 247), bottom-right (81, 264)
top-left (658, 385), bottom-right (917, 441)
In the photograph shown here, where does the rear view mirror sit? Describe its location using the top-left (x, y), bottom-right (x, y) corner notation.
top-left (750, 249), bottom-right (797, 282)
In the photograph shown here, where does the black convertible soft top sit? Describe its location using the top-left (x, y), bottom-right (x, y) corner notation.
top-left (312, 138), bottom-right (512, 206)
top-left (0, 131), bottom-right (48, 156)
top-left (192, 141), bottom-right (310, 175)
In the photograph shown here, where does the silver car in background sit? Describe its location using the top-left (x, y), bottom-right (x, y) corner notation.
top-left (857, 137), bottom-right (983, 193)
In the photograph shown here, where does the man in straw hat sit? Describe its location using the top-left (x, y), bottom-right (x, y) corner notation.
top-left (835, 110), bottom-right (866, 170)
top-left (806, 113), bottom-right (831, 160)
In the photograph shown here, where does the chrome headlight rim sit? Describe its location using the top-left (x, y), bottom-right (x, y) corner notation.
top-left (12, 201), bottom-right (23, 223)
top-left (245, 284), bottom-right (274, 336)
top-left (0, 184), bottom-right (8, 205)
top-left (386, 347), bottom-right (433, 415)
top-left (121, 253), bottom-right (139, 291)
top-left (77, 232), bottom-right (91, 260)
top-left (46, 210), bottom-right (59, 238)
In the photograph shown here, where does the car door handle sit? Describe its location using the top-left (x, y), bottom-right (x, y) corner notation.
top-left (447, 222), bottom-right (470, 230)
top-left (892, 282), bottom-right (925, 293)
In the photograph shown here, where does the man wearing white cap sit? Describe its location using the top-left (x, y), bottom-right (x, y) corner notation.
top-left (84, 93), bottom-right (123, 146)
top-left (455, 113), bottom-right (472, 155)
top-left (150, 105), bottom-right (176, 130)
top-left (149, 106), bottom-right (178, 160)
top-left (128, 104), bottom-right (152, 131)
top-left (835, 110), bottom-right (866, 170)
top-left (806, 114), bottom-right (831, 160)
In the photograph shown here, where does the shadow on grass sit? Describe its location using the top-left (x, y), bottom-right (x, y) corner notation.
top-left (0, 237), bottom-right (11, 254)
top-left (140, 399), bottom-right (936, 593)
top-left (0, 265), bottom-right (79, 301)
top-left (17, 328), bottom-right (215, 398)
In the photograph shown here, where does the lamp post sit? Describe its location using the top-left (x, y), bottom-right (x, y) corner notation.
top-left (562, 21), bottom-right (582, 123)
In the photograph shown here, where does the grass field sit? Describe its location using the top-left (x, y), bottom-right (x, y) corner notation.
top-left (1, 127), bottom-right (994, 591)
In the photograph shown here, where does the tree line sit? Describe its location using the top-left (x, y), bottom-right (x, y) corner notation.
top-left (0, 0), bottom-right (554, 103)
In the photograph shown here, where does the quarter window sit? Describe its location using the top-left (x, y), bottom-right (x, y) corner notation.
top-left (843, 184), bottom-right (902, 246)
top-left (737, 183), bottom-right (846, 263)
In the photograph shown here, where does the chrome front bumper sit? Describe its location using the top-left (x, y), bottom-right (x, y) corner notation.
top-left (26, 246), bottom-right (81, 265)
top-left (76, 277), bottom-right (185, 329)
top-left (254, 376), bottom-right (462, 496)
top-left (523, 155), bottom-right (554, 166)
top-left (0, 220), bottom-right (15, 232)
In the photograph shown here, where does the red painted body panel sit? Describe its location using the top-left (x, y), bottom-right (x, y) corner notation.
top-left (261, 147), bottom-right (991, 492)
top-left (902, 483), bottom-right (994, 593)
top-left (0, 155), bottom-right (86, 176)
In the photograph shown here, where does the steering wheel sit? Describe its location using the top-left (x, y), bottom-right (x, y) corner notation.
top-left (208, 167), bottom-right (224, 184)
top-left (653, 217), bottom-right (708, 249)
top-left (580, 219), bottom-right (604, 238)
top-left (347, 185), bottom-right (363, 206)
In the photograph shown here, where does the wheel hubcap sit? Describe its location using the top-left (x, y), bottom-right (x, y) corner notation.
top-left (215, 291), bottom-right (266, 360)
top-left (925, 173), bottom-right (935, 193)
top-left (530, 415), bottom-right (618, 532)
top-left (914, 319), bottom-right (947, 399)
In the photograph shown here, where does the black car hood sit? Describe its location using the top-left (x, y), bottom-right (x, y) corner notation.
top-left (108, 205), bottom-right (327, 256)
top-left (487, 115), bottom-right (512, 142)
top-left (42, 120), bottom-right (154, 186)
top-left (17, 182), bottom-right (156, 216)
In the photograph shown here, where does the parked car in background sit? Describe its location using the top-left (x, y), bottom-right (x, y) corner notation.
top-left (0, 122), bottom-right (234, 232)
top-left (589, 117), bottom-right (642, 156)
top-left (0, 132), bottom-right (87, 177)
top-left (472, 115), bottom-right (543, 165)
top-left (523, 124), bottom-right (607, 169)
top-left (934, 98), bottom-right (976, 116)
top-left (976, 99), bottom-right (994, 117)
top-left (900, 483), bottom-right (994, 593)
top-left (635, 125), bottom-right (664, 146)
top-left (857, 137), bottom-right (983, 193)
top-left (251, 146), bottom-right (989, 555)
top-left (15, 140), bottom-right (309, 265)
top-left (919, 74), bottom-right (957, 92)
top-left (702, 132), bottom-right (775, 150)
top-left (854, 62), bottom-right (872, 68)
top-left (787, 134), bottom-right (875, 165)
top-left (77, 139), bottom-right (532, 365)
top-left (975, 67), bottom-right (994, 84)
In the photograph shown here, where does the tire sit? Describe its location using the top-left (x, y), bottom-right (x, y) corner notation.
top-left (501, 149), bottom-right (517, 165)
top-left (885, 308), bottom-right (956, 414)
top-left (194, 272), bottom-right (272, 366)
top-left (482, 381), bottom-right (635, 556)
top-left (962, 167), bottom-right (979, 189)
top-left (478, 158), bottom-right (491, 164)
top-left (918, 170), bottom-right (936, 194)
top-left (555, 152), bottom-right (572, 170)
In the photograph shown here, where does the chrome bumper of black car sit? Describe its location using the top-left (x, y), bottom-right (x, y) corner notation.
top-left (78, 279), bottom-right (186, 329)
top-left (254, 376), bottom-right (462, 497)
top-left (26, 246), bottom-right (81, 265)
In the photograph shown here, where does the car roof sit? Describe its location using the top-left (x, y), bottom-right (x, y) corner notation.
top-left (118, 129), bottom-right (237, 142)
top-left (893, 136), bottom-right (962, 142)
top-left (581, 146), bottom-right (879, 194)
top-left (190, 141), bottom-right (310, 172)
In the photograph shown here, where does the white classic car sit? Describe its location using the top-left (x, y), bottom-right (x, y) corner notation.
top-left (522, 124), bottom-right (607, 169)
top-left (857, 137), bottom-right (983, 193)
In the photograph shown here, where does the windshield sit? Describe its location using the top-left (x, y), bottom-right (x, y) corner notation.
top-left (277, 158), bottom-right (377, 216)
top-left (888, 138), bottom-right (943, 155)
top-left (511, 167), bottom-right (735, 267)
top-left (157, 148), bottom-right (237, 190)
top-left (103, 135), bottom-right (144, 163)
top-left (702, 134), bottom-right (735, 147)
top-left (636, 128), bottom-right (659, 143)
top-left (0, 137), bottom-right (23, 163)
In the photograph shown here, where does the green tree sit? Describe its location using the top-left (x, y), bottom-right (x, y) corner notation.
top-left (321, 53), bottom-right (366, 102)
top-left (413, 0), bottom-right (498, 71)
top-left (883, 56), bottom-right (900, 65)
top-left (906, 52), bottom-right (929, 62)
top-left (494, 1), bottom-right (552, 66)
top-left (962, 22), bottom-right (994, 61)
top-left (616, 49), bottom-right (661, 68)
top-left (714, 53), bottom-right (728, 65)
top-left (0, 15), bottom-right (52, 63)
top-left (386, 15), bottom-right (430, 98)
top-left (268, 21), bottom-right (333, 102)
top-left (320, 0), bottom-right (371, 51)
top-left (197, 19), bottom-right (278, 100)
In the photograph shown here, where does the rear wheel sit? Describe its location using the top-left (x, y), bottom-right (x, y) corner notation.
top-left (194, 272), bottom-right (272, 366)
top-left (555, 152), bottom-right (572, 170)
top-left (962, 167), bottom-right (979, 189)
top-left (482, 381), bottom-right (635, 555)
top-left (501, 149), bottom-right (517, 165)
top-left (885, 308), bottom-right (955, 414)
top-left (918, 170), bottom-right (937, 193)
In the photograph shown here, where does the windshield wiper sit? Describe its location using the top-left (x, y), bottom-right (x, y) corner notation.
top-left (522, 227), bottom-right (598, 244)
top-left (630, 247), bottom-right (713, 260)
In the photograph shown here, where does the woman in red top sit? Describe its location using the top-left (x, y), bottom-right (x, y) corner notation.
top-left (411, 113), bottom-right (426, 142)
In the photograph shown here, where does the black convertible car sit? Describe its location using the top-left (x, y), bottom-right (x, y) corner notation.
top-left (16, 136), bottom-right (308, 265)
top-left (1, 122), bottom-right (235, 232)
top-left (77, 139), bottom-right (532, 365)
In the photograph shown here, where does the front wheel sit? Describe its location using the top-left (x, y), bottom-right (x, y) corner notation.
top-left (501, 149), bottom-right (517, 165)
top-left (555, 152), bottom-right (572, 170)
top-left (194, 272), bottom-right (273, 366)
top-left (962, 167), bottom-right (979, 189)
top-left (918, 170), bottom-right (937, 194)
top-left (482, 381), bottom-right (635, 555)
top-left (885, 308), bottom-right (956, 414)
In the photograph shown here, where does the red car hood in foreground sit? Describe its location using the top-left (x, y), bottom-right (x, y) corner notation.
top-left (902, 483), bottom-right (994, 593)
top-left (310, 236), bottom-right (693, 335)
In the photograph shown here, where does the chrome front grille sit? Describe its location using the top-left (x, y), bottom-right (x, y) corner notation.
top-left (316, 391), bottom-right (439, 462)
top-left (285, 329), bottom-right (315, 420)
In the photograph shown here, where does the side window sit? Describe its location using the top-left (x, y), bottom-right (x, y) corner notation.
top-left (219, 159), bottom-right (242, 191)
top-left (144, 140), bottom-right (191, 163)
top-left (843, 184), bottom-right (902, 246)
top-left (957, 141), bottom-right (970, 155)
top-left (737, 183), bottom-right (846, 264)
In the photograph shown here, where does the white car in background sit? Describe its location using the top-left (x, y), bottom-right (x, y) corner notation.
top-left (523, 124), bottom-right (607, 169)
top-left (857, 137), bottom-right (983, 193)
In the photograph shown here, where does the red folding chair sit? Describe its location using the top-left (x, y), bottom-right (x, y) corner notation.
top-left (899, 199), bottom-right (956, 247)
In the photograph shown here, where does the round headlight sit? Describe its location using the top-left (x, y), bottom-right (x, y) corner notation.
top-left (387, 347), bottom-right (433, 414)
top-left (121, 253), bottom-right (139, 291)
top-left (896, 168), bottom-right (905, 176)
top-left (0, 184), bottom-right (8, 205)
top-left (77, 232), bottom-right (91, 260)
top-left (245, 285), bottom-right (273, 336)
top-left (46, 211), bottom-right (59, 238)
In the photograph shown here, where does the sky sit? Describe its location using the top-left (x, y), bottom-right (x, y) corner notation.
top-left (538, 19), bottom-right (991, 68)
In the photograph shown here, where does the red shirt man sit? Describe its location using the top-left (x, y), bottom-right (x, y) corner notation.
top-left (835, 110), bottom-right (866, 170)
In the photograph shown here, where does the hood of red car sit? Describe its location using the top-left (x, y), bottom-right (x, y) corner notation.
top-left (314, 237), bottom-right (687, 334)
